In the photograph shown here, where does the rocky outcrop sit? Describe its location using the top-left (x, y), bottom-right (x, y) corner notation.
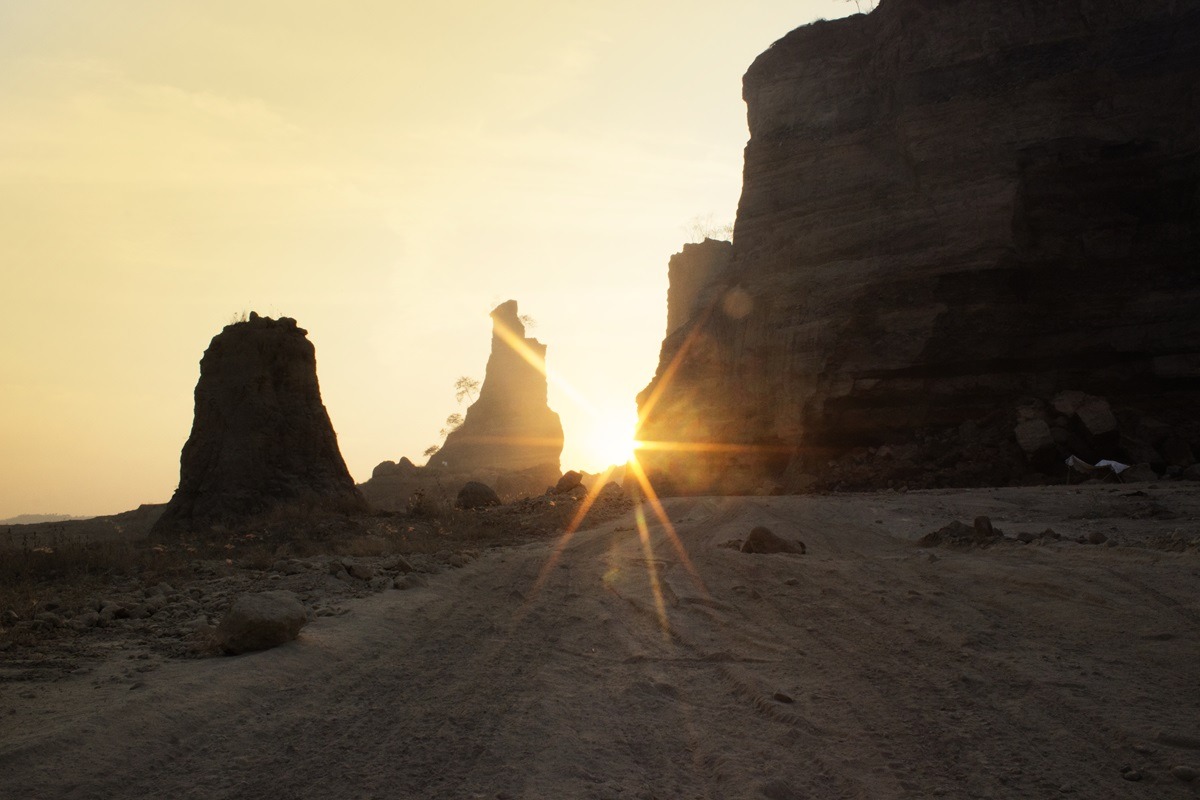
top-left (430, 301), bottom-right (564, 473)
top-left (154, 313), bottom-right (366, 533)
top-left (665, 239), bottom-right (733, 337)
top-left (637, 0), bottom-right (1200, 493)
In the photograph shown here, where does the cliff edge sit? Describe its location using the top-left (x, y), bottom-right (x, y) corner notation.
top-left (637, 0), bottom-right (1200, 493)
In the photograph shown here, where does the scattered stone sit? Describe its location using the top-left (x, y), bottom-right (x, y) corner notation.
top-left (1075, 396), bottom-right (1118, 438)
top-left (1158, 731), bottom-right (1200, 750)
top-left (344, 561), bottom-right (375, 581)
top-left (1120, 767), bottom-right (1142, 782)
top-left (1, 610), bottom-right (18, 627)
top-left (740, 526), bottom-right (806, 555)
top-left (381, 555), bottom-right (414, 573)
top-left (213, 591), bottom-right (308, 655)
top-left (1087, 531), bottom-right (1108, 545)
top-left (33, 612), bottom-right (63, 628)
top-left (772, 692), bottom-right (794, 704)
top-left (74, 612), bottom-right (100, 629)
top-left (1014, 419), bottom-right (1054, 456)
top-left (456, 481), bottom-right (501, 509)
top-left (554, 470), bottom-right (583, 494)
top-left (919, 519), bottom-right (1003, 548)
top-left (393, 574), bottom-right (427, 591)
top-left (1170, 766), bottom-right (1198, 782)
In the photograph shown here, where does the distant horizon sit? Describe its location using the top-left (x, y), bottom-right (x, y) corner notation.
top-left (0, 1), bottom-right (856, 518)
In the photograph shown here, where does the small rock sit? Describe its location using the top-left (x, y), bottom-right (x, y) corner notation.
top-left (1157, 731), bottom-right (1200, 750)
top-left (368, 577), bottom-right (391, 592)
top-left (1170, 765), bottom-right (1198, 782)
top-left (127, 604), bottom-right (152, 621)
top-left (394, 574), bottom-right (427, 591)
top-left (1121, 769), bottom-right (1142, 782)
top-left (74, 611), bottom-right (100, 629)
top-left (741, 526), bottom-right (806, 555)
top-left (34, 612), bottom-right (63, 628)
top-left (345, 561), bottom-right (375, 581)
top-left (1, 610), bottom-right (18, 627)
top-left (772, 692), bottom-right (794, 704)
top-left (272, 560), bottom-right (304, 575)
top-left (381, 555), bottom-right (414, 573)
top-left (1087, 531), bottom-right (1108, 545)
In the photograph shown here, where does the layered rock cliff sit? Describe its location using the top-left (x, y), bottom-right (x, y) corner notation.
top-left (154, 313), bottom-right (366, 533)
top-left (429, 300), bottom-right (564, 473)
top-left (637, 0), bottom-right (1200, 492)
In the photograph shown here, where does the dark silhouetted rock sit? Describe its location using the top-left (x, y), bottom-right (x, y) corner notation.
top-left (554, 470), bottom-right (583, 494)
top-left (430, 301), bottom-right (564, 474)
top-left (666, 239), bottom-right (733, 338)
top-left (635, 1), bottom-right (1200, 494)
top-left (214, 590), bottom-right (307, 655)
top-left (371, 458), bottom-right (417, 480)
top-left (919, 519), bottom-right (1003, 548)
top-left (1122, 463), bottom-right (1160, 483)
top-left (740, 526), bottom-right (806, 555)
top-left (456, 481), bottom-right (501, 509)
top-left (153, 313), bottom-right (366, 534)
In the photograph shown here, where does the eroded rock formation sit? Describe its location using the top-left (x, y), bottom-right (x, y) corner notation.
top-left (637, 0), bottom-right (1200, 493)
top-left (666, 239), bottom-right (733, 338)
top-left (154, 313), bottom-right (366, 533)
top-left (430, 300), bottom-right (564, 474)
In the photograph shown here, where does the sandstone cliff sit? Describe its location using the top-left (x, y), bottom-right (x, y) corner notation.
top-left (637, 0), bottom-right (1200, 493)
top-left (154, 313), bottom-right (366, 533)
top-left (429, 301), bottom-right (564, 474)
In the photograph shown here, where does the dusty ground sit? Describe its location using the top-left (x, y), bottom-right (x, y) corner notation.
top-left (1, 484), bottom-right (1198, 799)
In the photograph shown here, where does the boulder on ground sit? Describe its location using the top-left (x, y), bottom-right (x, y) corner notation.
top-left (214, 590), bottom-right (308, 655)
top-left (554, 470), bottom-right (583, 494)
top-left (740, 526), bottom-right (806, 555)
top-left (456, 481), bottom-right (501, 509)
top-left (1121, 463), bottom-right (1160, 483)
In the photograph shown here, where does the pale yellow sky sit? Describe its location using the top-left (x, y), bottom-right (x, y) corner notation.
top-left (0, 1), bottom-right (853, 518)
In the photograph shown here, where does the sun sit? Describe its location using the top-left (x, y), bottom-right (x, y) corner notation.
top-left (585, 413), bottom-right (639, 467)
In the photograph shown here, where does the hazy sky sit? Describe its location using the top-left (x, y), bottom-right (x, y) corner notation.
top-left (0, 1), bottom-right (853, 518)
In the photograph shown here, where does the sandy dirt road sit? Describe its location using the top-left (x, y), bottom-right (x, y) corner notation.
top-left (2, 487), bottom-right (1198, 799)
